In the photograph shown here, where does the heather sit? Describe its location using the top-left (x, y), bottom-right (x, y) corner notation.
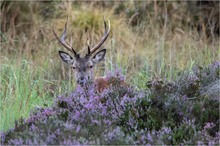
top-left (1, 1), bottom-right (219, 145)
top-left (1, 62), bottom-right (219, 145)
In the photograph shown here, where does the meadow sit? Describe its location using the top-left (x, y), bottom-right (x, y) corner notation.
top-left (1, 1), bottom-right (219, 145)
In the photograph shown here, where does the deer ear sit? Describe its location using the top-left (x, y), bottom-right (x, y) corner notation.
top-left (92, 49), bottom-right (106, 63)
top-left (59, 51), bottom-right (74, 64)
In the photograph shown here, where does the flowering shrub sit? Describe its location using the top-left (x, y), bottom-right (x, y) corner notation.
top-left (1, 62), bottom-right (219, 145)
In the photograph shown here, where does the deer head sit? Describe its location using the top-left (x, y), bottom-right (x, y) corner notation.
top-left (52, 17), bottom-right (110, 86)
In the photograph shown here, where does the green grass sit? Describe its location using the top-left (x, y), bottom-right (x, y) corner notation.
top-left (0, 55), bottom-right (80, 131)
top-left (0, 57), bottom-right (79, 131)
top-left (0, 58), bottom-right (53, 131)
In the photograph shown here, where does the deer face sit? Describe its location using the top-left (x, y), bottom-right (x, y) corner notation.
top-left (52, 16), bottom-right (110, 86)
top-left (59, 49), bottom-right (106, 85)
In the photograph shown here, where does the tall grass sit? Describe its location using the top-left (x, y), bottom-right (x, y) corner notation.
top-left (0, 1), bottom-right (219, 132)
top-left (1, 58), bottom-right (51, 131)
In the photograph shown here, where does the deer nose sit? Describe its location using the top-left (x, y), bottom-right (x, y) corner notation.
top-left (77, 77), bottom-right (86, 85)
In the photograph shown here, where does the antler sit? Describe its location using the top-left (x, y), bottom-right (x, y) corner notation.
top-left (52, 17), bottom-right (78, 56)
top-left (88, 17), bottom-right (110, 55)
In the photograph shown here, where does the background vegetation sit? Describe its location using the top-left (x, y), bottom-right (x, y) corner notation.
top-left (0, 1), bottom-right (219, 144)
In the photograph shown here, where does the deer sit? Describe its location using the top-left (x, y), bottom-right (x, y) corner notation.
top-left (52, 17), bottom-right (127, 92)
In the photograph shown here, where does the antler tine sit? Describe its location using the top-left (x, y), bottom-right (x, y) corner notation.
top-left (89, 17), bottom-right (110, 54)
top-left (87, 39), bottom-right (91, 54)
top-left (52, 16), bottom-right (78, 56)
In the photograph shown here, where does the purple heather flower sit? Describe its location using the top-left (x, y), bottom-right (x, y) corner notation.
top-left (162, 127), bottom-right (171, 134)
top-left (63, 138), bottom-right (74, 145)
top-left (84, 102), bottom-right (93, 110)
top-left (9, 138), bottom-right (23, 145)
top-left (55, 128), bottom-right (61, 135)
top-left (104, 119), bottom-right (111, 126)
top-left (208, 140), bottom-right (215, 146)
top-left (178, 111), bottom-right (184, 116)
top-left (101, 107), bottom-right (107, 116)
top-left (74, 111), bottom-right (81, 119)
top-left (76, 125), bottom-right (81, 133)
top-left (197, 141), bottom-right (204, 146)
top-left (182, 95), bottom-right (187, 101)
top-left (91, 119), bottom-right (99, 125)
top-left (0, 132), bottom-right (5, 144)
top-left (204, 122), bottom-right (215, 129)
top-left (30, 123), bottom-right (37, 131)
top-left (147, 132), bottom-right (153, 142)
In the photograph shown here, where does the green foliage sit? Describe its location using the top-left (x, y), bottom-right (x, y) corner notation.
top-left (0, 59), bottom-right (54, 131)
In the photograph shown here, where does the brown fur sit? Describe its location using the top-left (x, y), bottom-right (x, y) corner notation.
top-left (95, 77), bottom-right (128, 93)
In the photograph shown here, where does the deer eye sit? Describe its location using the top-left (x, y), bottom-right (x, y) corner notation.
top-left (88, 65), bottom-right (93, 69)
top-left (72, 66), bottom-right (76, 69)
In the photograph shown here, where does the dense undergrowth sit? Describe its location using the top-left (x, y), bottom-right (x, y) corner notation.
top-left (1, 62), bottom-right (219, 145)
top-left (1, 1), bottom-right (219, 145)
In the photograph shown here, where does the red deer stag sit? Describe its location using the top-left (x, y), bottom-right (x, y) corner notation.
top-left (52, 17), bottom-right (127, 92)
